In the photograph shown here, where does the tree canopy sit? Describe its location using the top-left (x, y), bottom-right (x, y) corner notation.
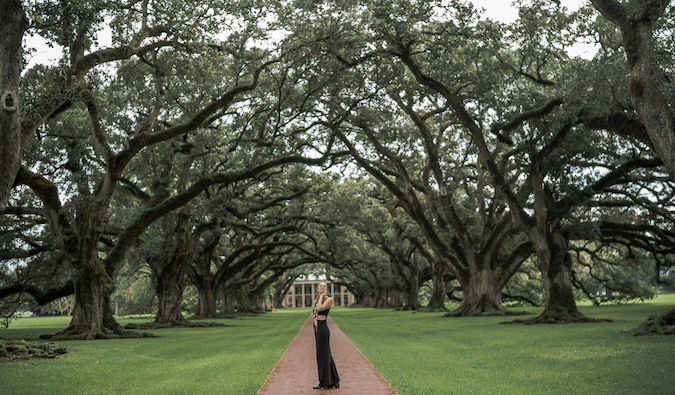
top-left (1, 0), bottom-right (674, 336)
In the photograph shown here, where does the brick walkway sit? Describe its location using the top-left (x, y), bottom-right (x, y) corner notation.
top-left (258, 316), bottom-right (398, 395)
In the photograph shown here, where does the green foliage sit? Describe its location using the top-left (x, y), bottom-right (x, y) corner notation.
top-left (5, 0), bottom-right (675, 336)
top-left (570, 240), bottom-right (658, 304)
top-left (111, 264), bottom-right (156, 315)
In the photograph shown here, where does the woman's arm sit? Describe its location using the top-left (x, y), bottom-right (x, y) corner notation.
top-left (317, 293), bottom-right (334, 311)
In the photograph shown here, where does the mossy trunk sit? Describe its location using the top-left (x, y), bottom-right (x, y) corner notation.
top-left (389, 289), bottom-right (402, 308)
top-left (249, 292), bottom-right (267, 312)
top-left (54, 265), bottom-right (120, 340)
top-left (154, 268), bottom-right (188, 326)
top-left (193, 280), bottom-right (217, 318)
top-left (0, 0), bottom-right (28, 211)
top-left (355, 294), bottom-right (373, 308)
top-left (272, 273), bottom-right (293, 309)
top-left (537, 247), bottom-right (584, 322)
top-left (509, 230), bottom-right (606, 324)
top-left (445, 267), bottom-right (522, 317)
top-left (424, 262), bottom-right (448, 311)
top-left (220, 288), bottom-right (236, 316)
top-left (237, 289), bottom-right (254, 313)
top-left (272, 291), bottom-right (285, 309)
top-left (405, 266), bottom-right (421, 310)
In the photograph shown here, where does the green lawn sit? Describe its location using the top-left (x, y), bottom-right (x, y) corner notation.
top-left (1, 297), bottom-right (674, 395)
top-left (0, 309), bottom-right (310, 395)
top-left (331, 294), bottom-right (675, 395)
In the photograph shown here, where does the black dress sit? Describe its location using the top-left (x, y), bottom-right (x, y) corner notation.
top-left (314, 306), bottom-right (340, 388)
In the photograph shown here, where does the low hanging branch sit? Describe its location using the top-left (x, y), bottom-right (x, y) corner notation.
top-left (0, 281), bottom-right (74, 305)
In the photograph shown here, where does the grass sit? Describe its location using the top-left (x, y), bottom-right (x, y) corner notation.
top-left (0, 309), bottom-right (310, 395)
top-left (1, 297), bottom-right (674, 395)
top-left (331, 294), bottom-right (675, 395)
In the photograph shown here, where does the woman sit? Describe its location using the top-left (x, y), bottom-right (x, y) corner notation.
top-left (312, 282), bottom-right (340, 390)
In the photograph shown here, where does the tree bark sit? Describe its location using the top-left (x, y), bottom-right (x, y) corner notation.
top-left (424, 261), bottom-right (448, 311)
top-left (0, 0), bottom-right (28, 212)
top-left (248, 292), bottom-right (266, 312)
top-left (192, 279), bottom-right (217, 318)
top-left (590, 0), bottom-right (675, 334)
top-left (508, 228), bottom-right (607, 324)
top-left (400, 265), bottom-right (421, 310)
top-left (236, 287), bottom-right (255, 313)
top-left (152, 205), bottom-right (191, 326)
top-left (272, 271), bottom-right (296, 309)
top-left (154, 268), bottom-right (188, 325)
top-left (220, 288), bottom-right (236, 316)
top-left (590, 0), bottom-right (675, 180)
top-left (445, 242), bottom-right (532, 317)
top-left (447, 268), bottom-right (507, 317)
top-left (533, 232), bottom-right (585, 322)
top-left (54, 263), bottom-right (119, 340)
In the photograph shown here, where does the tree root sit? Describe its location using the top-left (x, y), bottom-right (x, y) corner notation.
top-left (395, 306), bottom-right (421, 311)
top-left (124, 321), bottom-right (228, 330)
top-left (501, 310), bottom-right (612, 325)
top-left (444, 309), bottom-right (531, 318)
top-left (189, 312), bottom-right (261, 320)
top-left (414, 306), bottom-right (450, 313)
top-left (1, 339), bottom-right (68, 363)
top-left (39, 326), bottom-right (158, 341)
top-left (624, 306), bottom-right (675, 336)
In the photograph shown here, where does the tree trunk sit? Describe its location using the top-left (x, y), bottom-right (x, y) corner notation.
top-left (389, 289), bottom-right (401, 308)
top-left (272, 290), bottom-right (285, 309)
top-left (511, 230), bottom-right (606, 324)
top-left (249, 292), bottom-right (266, 312)
top-left (446, 268), bottom-right (509, 317)
top-left (272, 272), bottom-right (295, 309)
top-left (405, 266), bottom-right (421, 310)
top-left (237, 288), bottom-right (254, 313)
top-left (378, 287), bottom-right (389, 308)
top-left (623, 18), bottom-right (675, 181)
top-left (0, 0), bottom-right (28, 212)
top-left (220, 288), bottom-right (236, 316)
top-left (154, 268), bottom-right (188, 326)
top-left (152, 206), bottom-right (191, 326)
top-left (538, 247), bottom-right (584, 322)
top-left (589, 4), bottom-right (675, 334)
top-left (370, 287), bottom-right (382, 308)
top-left (193, 279), bottom-right (217, 318)
top-left (54, 264), bottom-right (119, 340)
top-left (14, 169), bottom-right (124, 340)
top-left (424, 261), bottom-right (448, 311)
top-left (590, 0), bottom-right (675, 180)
